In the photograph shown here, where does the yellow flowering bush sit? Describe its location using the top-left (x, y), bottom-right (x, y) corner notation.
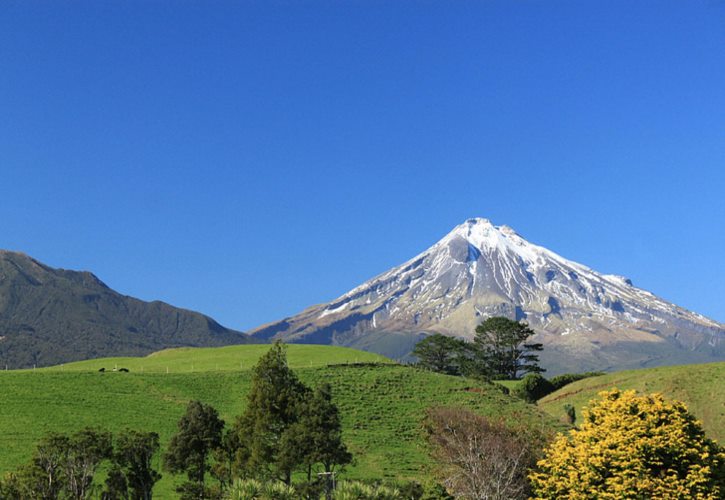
top-left (529, 389), bottom-right (725, 499)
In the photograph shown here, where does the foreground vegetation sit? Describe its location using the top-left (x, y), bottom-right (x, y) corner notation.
top-left (0, 345), bottom-right (559, 498)
top-left (4, 343), bottom-right (723, 498)
top-left (538, 361), bottom-right (725, 442)
top-left (531, 389), bottom-right (725, 499)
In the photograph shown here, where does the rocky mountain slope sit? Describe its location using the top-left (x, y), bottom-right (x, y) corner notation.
top-left (0, 250), bottom-right (252, 368)
top-left (250, 218), bottom-right (725, 374)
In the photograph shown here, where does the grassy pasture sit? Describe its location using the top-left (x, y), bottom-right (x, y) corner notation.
top-left (0, 344), bottom-right (561, 497)
top-left (538, 361), bottom-right (725, 443)
top-left (39, 343), bottom-right (391, 373)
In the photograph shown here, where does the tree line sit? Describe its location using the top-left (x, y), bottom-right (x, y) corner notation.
top-left (413, 316), bottom-right (544, 379)
top-left (0, 428), bottom-right (160, 500)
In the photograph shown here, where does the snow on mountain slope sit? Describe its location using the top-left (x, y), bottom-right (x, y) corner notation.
top-left (250, 218), bottom-right (725, 374)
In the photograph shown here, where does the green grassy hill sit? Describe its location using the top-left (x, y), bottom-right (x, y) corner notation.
top-left (538, 361), bottom-right (725, 442)
top-left (42, 344), bottom-right (392, 372)
top-left (0, 344), bottom-right (562, 497)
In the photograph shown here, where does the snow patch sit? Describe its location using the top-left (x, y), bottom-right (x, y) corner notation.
top-left (319, 301), bottom-right (350, 318)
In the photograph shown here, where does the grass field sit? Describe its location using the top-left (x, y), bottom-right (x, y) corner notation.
top-left (38, 344), bottom-right (391, 373)
top-left (493, 379), bottom-right (522, 391)
top-left (538, 361), bottom-right (725, 443)
top-left (0, 344), bottom-right (562, 497)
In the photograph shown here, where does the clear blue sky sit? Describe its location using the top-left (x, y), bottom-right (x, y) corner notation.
top-left (2, 1), bottom-right (724, 330)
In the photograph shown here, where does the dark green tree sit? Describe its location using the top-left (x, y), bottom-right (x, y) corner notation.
top-left (512, 373), bottom-right (554, 403)
top-left (284, 382), bottom-right (352, 489)
top-left (209, 429), bottom-right (239, 493)
top-left (474, 317), bottom-right (544, 379)
top-left (102, 465), bottom-right (128, 500)
top-left (413, 334), bottom-right (472, 375)
top-left (113, 430), bottom-right (161, 500)
top-left (231, 341), bottom-right (310, 484)
top-left (163, 400), bottom-right (225, 499)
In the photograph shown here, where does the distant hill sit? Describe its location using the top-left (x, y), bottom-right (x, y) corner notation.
top-left (0, 250), bottom-right (253, 368)
top-left (41, 343), bottom-right (392, 373)
top-left (0, 344), bottom-right (563, 497)
top-left (538, 361), bottom-right (725, 442)
top-left (250, 218), bottom-right (725, 374)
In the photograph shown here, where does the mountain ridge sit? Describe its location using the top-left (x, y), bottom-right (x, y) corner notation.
top-left (0, 250), bottom-right (253, 368)
top-left (250, 218), bottom-right (724, 374)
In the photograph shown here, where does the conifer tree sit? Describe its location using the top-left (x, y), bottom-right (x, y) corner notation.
top-left (164, 400), bottom-right (224, 499)
top-left (285, 383), bottom-right (352, 484)
top-left (474, 317), bottom-right (543, 379)
top-left (412, 334), bottom-right (471, 375)
top-left (113, 429), bottom-right (161, 500)
top-left (231, 341), bottom-right (310, 484)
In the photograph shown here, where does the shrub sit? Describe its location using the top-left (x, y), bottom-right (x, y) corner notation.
top-left (513, 372), bottom-right (606, 403)
top-left (226, 478), bottom-right (263, 499)
top-left (419, 482), bottom-right (454, 500)
top-left (562, 404), bottom-right (575, 425)
top-left (333, 481), bottom-right (402, 500)
top-left (512, 373), bottom-right (554, 403)
top-left (226, 479), bottom-right (296, 499)
top-left (529, 389), bottom-right (725, 499)
top-left (548, 371), bottom-right (603, 390)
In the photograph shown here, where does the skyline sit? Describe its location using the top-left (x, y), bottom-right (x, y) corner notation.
top-left (4, 214), bottom-right (723, 331)
top-left (2, 1), bottom-right (724, 330)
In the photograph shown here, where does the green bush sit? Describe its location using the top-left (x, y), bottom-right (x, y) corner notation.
top-left (563, 403), bottom-right (576, 425)
top-left (513, 372), bottom-right (606, 403)
top-left (513, 373), bottom-right (554, 403)
top-left (549, 372), bottom-right (604, 391)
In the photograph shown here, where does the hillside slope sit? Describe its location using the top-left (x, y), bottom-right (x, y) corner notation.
top-left (250, 218), bottom-right (724, 374)
top-left (0, 345), bottom-right (562, 497)
top-left (43, 343), bottom-right (392, 372)
top-left (538, 361), bottom-right (725, 442)
top-left (0, 250), bottom-right (253, 368)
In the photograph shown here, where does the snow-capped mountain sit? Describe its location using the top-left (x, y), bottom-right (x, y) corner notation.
top-left (250, 218), bottom-right (725, 374)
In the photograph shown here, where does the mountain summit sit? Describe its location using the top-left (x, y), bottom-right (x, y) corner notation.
top-left (251, 218), bottom-right (725, 373)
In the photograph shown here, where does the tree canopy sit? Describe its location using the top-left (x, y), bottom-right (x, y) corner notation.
top-left (474, 317), bottom-right (543, 379)
top-left (412, 334), bottom-right (471, 376)
top-left (231, 341), bottom-right (309, 484)
top-left (112, 429), bottom-right (161, 500)
top-left (164, 400), bottom-right (224, 499)
top-left (286, 383), bottom-right (352, 483)
top-left (0, 428), bottom-right (160, 500)
top-left (231, 341), bottom-right (351, 488)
